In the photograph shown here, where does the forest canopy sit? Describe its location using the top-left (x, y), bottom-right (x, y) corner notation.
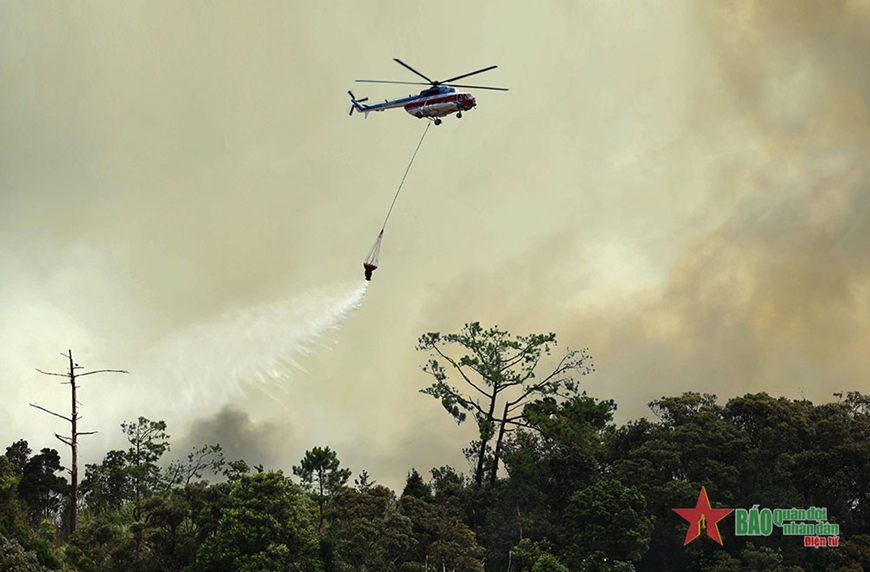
top-left (2, 323), bottom-right (868, 572)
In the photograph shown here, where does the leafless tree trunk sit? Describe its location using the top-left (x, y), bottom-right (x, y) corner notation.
top-left (30, 349), bottom-right (127, 535)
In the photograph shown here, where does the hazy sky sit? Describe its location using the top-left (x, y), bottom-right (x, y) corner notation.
top-left (2, 1), bottom-right (868, 491)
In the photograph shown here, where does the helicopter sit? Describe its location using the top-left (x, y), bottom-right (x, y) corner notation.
top-left (348, 58), bottom-right (507, 125)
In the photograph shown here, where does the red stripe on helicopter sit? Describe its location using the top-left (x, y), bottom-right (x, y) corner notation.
top-left (405, 94), bottom-right (460, 109)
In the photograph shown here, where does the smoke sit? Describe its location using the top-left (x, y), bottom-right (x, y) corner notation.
top-left (174, 406), bottom-right (282, 473)
top-left (408, 1), bottom-right (870, 424)
top-left (3, 0), bottom-right (867, 490)
top-left (133, 280), bottom-right (369, 420)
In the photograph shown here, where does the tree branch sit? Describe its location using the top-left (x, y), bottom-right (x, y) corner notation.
top-left (54, 433), bottom-right (73, 447)
top-left (30, 403), bottom-right (72, 423)
top-left (432, 346), bottom-right (493, 399)
top-left (502, 418), bottom-right (535, 430)
top-left (502, 343), bottom-right (537, 369)
top-left (506, 352), bottom-right (577, 408)
top-left (35, 369), bottom-right (68, 378)
top-left (497, 351), bottom-right (545, 392)
top-left (77, 369), bottom-right (129, 377)
top-left (436, 382), bottom-right (490, 419)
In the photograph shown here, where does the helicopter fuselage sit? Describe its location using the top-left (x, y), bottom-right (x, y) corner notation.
top-left (351, 86), bottom-right (476, 120)
top-left (349, 59), bottom-right (505, 123)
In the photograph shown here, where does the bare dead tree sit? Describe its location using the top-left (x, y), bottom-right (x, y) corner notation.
top-left (30, 349), bottom-right (128, 535)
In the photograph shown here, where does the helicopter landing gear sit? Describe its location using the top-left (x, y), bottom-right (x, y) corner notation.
top-left (456, 111), bottom-right (462, 119)
top-left (415, 111), bottom-right (423, 118)
top-left (434, 118), bottom-right (442, 126)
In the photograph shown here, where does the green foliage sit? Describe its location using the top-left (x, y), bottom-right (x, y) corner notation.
top-left (65, 513), bottom-right (134, 572)
top-left (122, 417), bottom-right (171, 521)
top-left (80, 449), bottom-right (132, 516)
top-left (508, 393), bottom-right (617, 516)
top-left (837, 533), bottom-right (870, 570)
top-left (163, 443), bottom-right (226, 489)
top-left (740, 543), bottom-right (785, 571)
top-left (326, 485), bottom-right (413, 571)
top-left (531, 553), bottom-right (569, 572)
top-left (400, 494), bottom-right (485, 572)
top-left (511, 539), bottom-right (564, 572)
top-left (402, 468), bottom-right (433, 501)
top-left (4, 385), bottom-right (870, 572)
top-left (0, 455), bottom-right (25, 539)
top-left (354, 469), bottom-right (376, 492)
top-left (606, 391), bottom-right (870, 571)
top-left (5, 440), bottom-right (31, 475)
top-left (608, 393), bottom-right (748, 570)
top-left (0, 534), bottom-right (52, 572)
top-left (559, 479), bottom-right (654, 567)
top-left (193, 471), bottom-right (320, 572)
top-left (81, 419), bottom-right (246, 524)
top-left (429, 466), bottom-right (467, 507)
top-left (0, 444), bottom-right (65, 569)
top-left (72, 421), bottom-right (244, 572)
top-left (417, 322), bottom-right (594, 488)
top-left (71, 475), bottom-right (236, 572)
top-left (223, 459), bottom-right (251, 483)
top-left (4, 442), bottom-right (69, 528)
top-left (293, 446), bottom-right (351, 530)
top-left (293, 446), bottom-right (351, 496)
top-left (132, 481), bottom-right (233, 572)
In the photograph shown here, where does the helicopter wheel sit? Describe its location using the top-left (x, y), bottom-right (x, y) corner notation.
top-left (434, 118), bottom-right (442, 126)
top-left (456, 112), bottom-right (462, 119)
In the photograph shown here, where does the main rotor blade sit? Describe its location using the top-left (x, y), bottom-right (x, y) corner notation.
top-left (393, 58), bottom-right (435, 84)
top-left (355, 80), bottom-right (431, 86)
top-left (443, 83), bottom-right (509, 92)
top-left (441, 65), bottom-right (498, 84)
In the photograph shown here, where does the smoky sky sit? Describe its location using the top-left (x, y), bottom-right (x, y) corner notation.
top-left (1, 1), bottom-right (868, 491)
top-left (174, 406), bottom-right (282, 474)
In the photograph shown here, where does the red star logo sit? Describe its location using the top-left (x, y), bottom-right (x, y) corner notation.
top-left (673, 487), bottom-right (733, 545)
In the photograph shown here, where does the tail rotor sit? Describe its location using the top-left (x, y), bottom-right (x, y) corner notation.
top-left (348, 90), bottom-right (369, 116)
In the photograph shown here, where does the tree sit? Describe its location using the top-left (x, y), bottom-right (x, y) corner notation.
top-left (193, 471), bottom-right (319, 572)
top-left (4, 440), bottom-right (68, 529)
top-left (401, 469), bottom-right (432, 501)
top-left (0, 456), bottom-right (27, 543)
top-left (163, 443), bottom-right (227, 489)
top-left (326, 485), bottom-right (414, 571)
top-left (429, 465), bottom-right (467, 507)
top-left (292, 446), bottom-right (351, 531)
top-left (531, 553), bottom-right (570, 572)
top-left (607, 394), bottom-right (748, 572)
top-left (5, 441), bottom-right (31, 475)
top-left (0, 535), bottom-right (52, 572)
top-left (559, 479), bottom-right (654, 568)
top-left (417, 322), bottom-right (594, 487)
top-left (29, 349), bottom-right (128, 534)
top-left (510, 539), bottom-right (567, 572)
top-left (127, 481), bottom-right (234, 572)
top-left (354, 469), bottom-right (376, 492)
top-left (0, 455), bottom-right (61, 570)
top-left (79, 449), bottom-right (132, 515)
top-left (511, 394), bottom-right (617, 515)
top-left (16, 448), bottom-right (68, 528)
top-left (400, 494), bottom-right (485, 572)
top-left (121, 417), bottom-right (171, 521)
top-left (65, 513), bottom-right (134, 572)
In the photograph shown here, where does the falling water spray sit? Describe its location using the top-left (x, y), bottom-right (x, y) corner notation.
top-left (134, 280), bottom-right (369, 418)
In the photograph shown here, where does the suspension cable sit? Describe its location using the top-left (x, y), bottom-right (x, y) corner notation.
top-left (380, 121), bottom-right (431, 232)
